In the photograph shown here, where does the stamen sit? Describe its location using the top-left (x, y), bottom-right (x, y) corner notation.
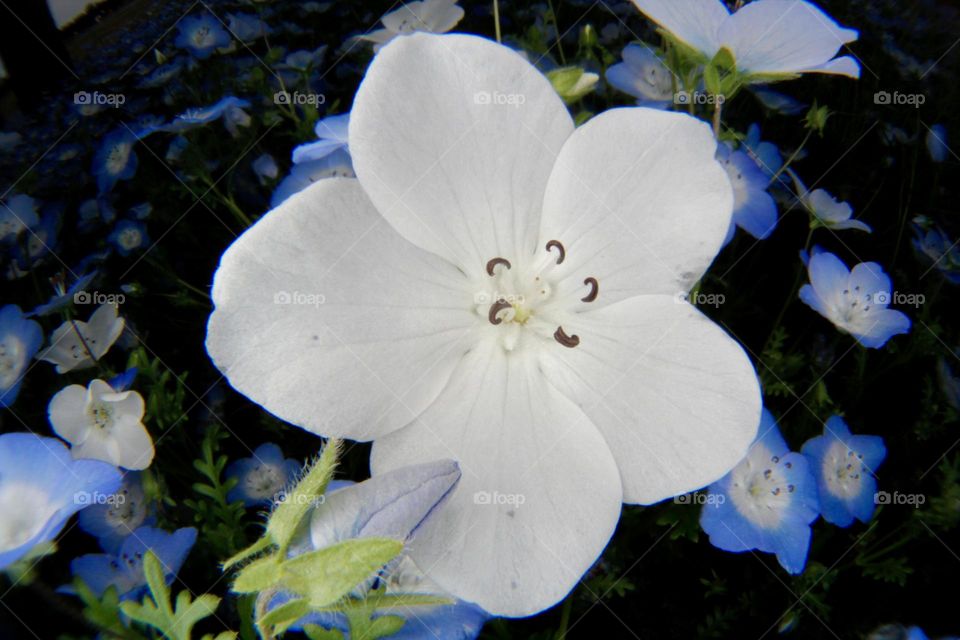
top-left (486, 257), bottom-right (511, 276)
top-left (582, 277), bottom-right (599, 303)
top-left (545, 240), bottom-right (566, 264)
top-left (553, 326), bottom-right (580, 348)
top-left (488, 299), bottom-right (512, 325)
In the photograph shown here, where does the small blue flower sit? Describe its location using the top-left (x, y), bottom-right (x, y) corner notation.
top-left (226, 443), bottom-right (301, 506)
top-left (13, 208), bottom-right (63, 268)
top-left (29, 272), bottom-right (97, 317)
top-left (174, 15), bottom-right (231, 59)
top-left (0, 194), bottom-right (40, 244)
top-left (253, 154), bottom-right (279, 185)
top-left (716, 143), bottom-right (778, 244)
top-left (164, 97), bottom-right (252, 137)
top-left (109, 220), bottom-right (150, 256)
top-left (227, 13), bottom-right (270, 42)
top-left (108, 368), bottom-right (138, 392)
top-left (271, 148), bottom-right (355, 208)
top-left (742, 123), bottom-right (783, 177)
top-left (926, 124), bottom-right (949, 163)
top-left (78, 472), bottom-right (154, 552)
top-left (0, 433), bottom-right (122, 569)
top-left (750, 87), bottom-right (808, 115)
top-left (0, 305), bottom-right (43, 407)
top-left (790, 171), bottom-right (871, 233)
top-left (801, 416), bottom-right (885, 528)
top-left (799, 251), bottom-right (911, 349)
top-left (700, 410), bottom-right (819, 575)
top-left (129, 203), bottom-right (153, 220)
top-left (67, 526), bottom-right (197, 600)
top-left (291, 113), bottom-right (351, 165)
top-left (605, 43), bottom-right (674, 107)
top-left (93, 128), bottom-right (139, 194)
top-left (912, 217), bottom-right (960, 285)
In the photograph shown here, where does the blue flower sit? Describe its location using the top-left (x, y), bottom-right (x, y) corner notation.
top-left (174, 15), bottom-right (231, 59)
top-left (291, 113), bottom-right (351, 165)
top-left (93, 128), bottom-right (139, 194)
top-left (799, 251), bottom-right (911, 348)
top-left (926, 124), bottom-right (949, 163)
top-left (0, 194), bottom-right (40, 244)
top-left (108, 368), bottom-right (138, 392)
top-left (749, 87), bottom-right (807, 115)
top-left (165, 97), bottom-right (252, 137)
top-left (225, 443), bottom-right (300, 506)
top-left (0, 433), bottom-right (122, 570)
top-left (67, 526), bottom-right (197, 600)
top-left (253, 154), bottom-right (279, 185)
top-left (912, 218), bottom-right (960, 285)
top-left (271, 148), bottom-right (355, 208)
top-left (716, 143), bottom-right (777, 244)
top-left (29, 272), bottom-right (97, 317)
top-left (742, 123), bottom-right (783, 177)
top-left (129, 203), bottom-right (153, 220)
top-left (13, 208), bottom-right (63, 268)
top-left (790, 171), bottom-right (871, 232)
top-left (700, 411), bottom-right (820, 574)
top-left (605, 44), bottom-right (674, 107)
top-left (0, 305), bottom-right (43, 406)
top-left (109, 220), bottom-right (150, 256)
top-left (226, 13), bottom-right (270, 42)
top-left (801, 416), bottom-right (885, 527)
top-left (78, 472), bottom-right (154, 552)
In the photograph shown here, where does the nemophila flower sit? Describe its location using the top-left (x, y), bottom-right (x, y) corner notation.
top-left (227, 13), bottom-right (270, 42)
top-left (139, 59), bottom-right (184, 89)
top-left (716, 143), bottom-right (777, 244)
top-left (225, 443), bottom-right (300, 506)
top-left (789, 171), bottom-right (871, 232)
top-left (0, 433), bottom-right (122, 570)
top-left (291, 113), bottom-right (350, 164)
top-left (631, 0), bottom-right (860, 79)
top-left (30, 272), bottom-right (97, 317)
top-left (0, 305), bottom-right (43, 407)
top-left (278, 46), bottom-right (327, 71)
top-left (358, 0), bottom-right (465, 52)
top-left (750, 87), bottom-right (807, 115)
top-left (165, 97), bottom-right (252, 137)
top-left (39, 303), bottom-right (125, 373)
top-left (67, 526), bottom-right (196, 600)
top-left (270, 148), bottom-right (355, 208)
top-left (799, 252), bottom-right (911, 349)
top-left (913, 220), bottom-right (960, 285)
top-left (700, 410), bottom-right (819, 574)
top-left (605, 43), bottom-right (675, 107)
top-left (14, 209), bottom-right (63, 267)
top-left (275, 460), bottom-right (489, 638)
top-left (742, 123), bottom-right (783, 177)
top-left (175, 14), bottom-right (231, 59)
top-left (253, 154), bottom-right (279, 185)
top-left (801, 416), bottom-right (885, 528)
top-left (926, 124), bottom-right (949, 163)
top-left (92, 128), bottom-right (138, 194)
top-left (0, 193), bottom-right (40, 244)
top-left (108, 220), bottom-right (150, 256)
top-left (207, 33), bottom-right (761, 616)
top-left (49, 378), bottom-right (155, 470)
top-left (78, 472), bottom-right (153, 552)
top-left (108, 368), bottom-right (138, 392)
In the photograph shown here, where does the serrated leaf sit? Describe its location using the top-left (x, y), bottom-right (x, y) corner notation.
top-left (232, 553), bottom-right (283, 594)
top-left (282, 538), bottom-right (403, 607)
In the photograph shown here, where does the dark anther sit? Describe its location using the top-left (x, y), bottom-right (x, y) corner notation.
top-left (488, 299), bottom-right (512, 325)
top-left (486, 257), bottom-right (511, 276)
top-left (554, 326), bottom-right (580, 348)
top-left (545, 240), bottom-right (566, 264)
top-left (582, 277), bottom-right (599, 302)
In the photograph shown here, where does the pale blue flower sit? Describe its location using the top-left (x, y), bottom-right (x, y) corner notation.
top-left (926, 124), bottom-right (949, 163)
top-left (0, 194), bottom-right (40, 244)
top-left (225, 443), bottom-right (300, 506)
top-left (29, 272), bottom-right (97, 317)
top-left (606, 43), bottom-right (674, 107)
top-left (0, 305), bottom-right (43, 406)
top-left (227, 13), bottom-right (270, 42)
top-left (717, 143), bottom-right (777, 243)
top-left (271, 148), bottom-right (355, 207)
top-left (165, 97), bottom-right (252, 137)
top-left (175, 15), bottom-right (231, 59)
top-left (93, 128), bottom-right (138, 194)
top-left (790, 170), bottom-right (871, 232)
top-left (357, 0), bottom-right (465, 52)
top-left (750, 87), bottom-right (807, 115)
top-left (78, 472), bottom-right (153, 552)
top-left (291, 113), bottom-right (350, 164)
top-left (253, 154), bottom-right (279, 185)
top-left (742, 123), bottom-right (783, 177)
top-left (109, 220), bottom-right (150, 256)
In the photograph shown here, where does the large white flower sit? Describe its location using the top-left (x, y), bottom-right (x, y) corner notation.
top-left (206, 33), bottom-right (761, 616)
top-left (631, 0), bottom-right (861, 79)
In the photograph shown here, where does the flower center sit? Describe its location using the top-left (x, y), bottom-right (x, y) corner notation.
top-left (822, 440), bottom-right (866, 499)
top-left (245, 464), bottom-right (283, 499)
top-left (729, 445), bottom-right (796, 528)
top-left (837, 284), bottom-right (876, 323)
top-left (89, 401), bottom-right (115, 430)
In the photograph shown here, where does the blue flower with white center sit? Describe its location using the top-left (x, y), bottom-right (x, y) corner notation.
top-left (742, 123), bottom-right (783, 177)
top-left (271, 148), bottom-right (355, 208)
top-left (0, 433), bottom-right (122, 570)
top-left (278, 47), bottom-right (327, 71)
top-left (790, 171), bottom-right (871, 233)
top-left (226, 443), bottom-right (300, 506)
top-left (701, 411), bottom-right (819, 574)
top-left (30, 272), bottom-right (97, 317)
top-left (0, 305), bottom-right (43, 407)
top-left (926, 124), bottom-right (949, 163)
top-left (0, 194), bottom-right (39, 244)
top-left (716, 143), bottom-right (777, 244)
top-left (164, 97), bottom-right (252, 137)
top-left (66, 526), bottom-right (196, 600)
top-left (93, 128), bottom-right (139, 194)
top-left (801, 416), bottom-right (885, 528)
top-left (174, 15), bottom-right (231, 59)
top-left (799, 251), bottom-right (911, 349)
top-left (108, 220), bottom-right (150, 256)
top-left (605, 43), bottom-right (674, 108)
top-left (78, 472), bottom-right (153, 552)
top-left (291, 113), bottom-right (350, 165)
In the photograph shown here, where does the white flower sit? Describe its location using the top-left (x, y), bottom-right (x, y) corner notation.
top-left (48, 379), bottom-right (154, 470)
top-left (358, 0), bottom-right (465, 52)
top-left (631, 0), bottom-right (860, 79)
top-left (207, 34), bottom-right (760, 616)
top-left (38, 304), bottom-right (125, 373)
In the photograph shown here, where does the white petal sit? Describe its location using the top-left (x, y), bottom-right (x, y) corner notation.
top-left (539, 295), bottom-right (761, 504)
top-left (630, 0), bottom-right (728, 56)
top-left (538, 108), bottom-right (733, 303)
top-left (111, 421), bottom-right (155, 470)
top-left (350, 33), bottom-right (574, 271)
top-left (371, 341), bottom-right (623, 617)
top-left (48, 384), bottom-right (91, 445)
top-left (207, 178), bottom-right (479, 441)
top-left (85, 304), bottom-right (125, 359)
top-left (799, 55), bottom-right (861, 78)
top-left (720, 0), bottom-right (858, 76)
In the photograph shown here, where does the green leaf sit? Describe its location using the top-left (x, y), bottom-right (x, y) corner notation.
top-left (303, 624), bottom-right (346, 640)
top-left (282, 538), bottom-right (404, 607)
top-left (257, 598), bottom-right (313, 637)
top-left (546, 66), bottom-right (599, 103)
top-left (232, 553), bottom-right (283, 594)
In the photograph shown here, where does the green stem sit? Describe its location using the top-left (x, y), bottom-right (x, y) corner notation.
top-left (769, 129), bottom-right (813, 185)
top-left (546, 0), bottom-right (566, 64)
top-left (555, 595), bottom-right (573, 639)
top-left (492, 0), bottom-right (501, 43)
top-left (763, 227), bottom-right (814, 350)
top-left (712, 98), bottom-right (723, 138)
